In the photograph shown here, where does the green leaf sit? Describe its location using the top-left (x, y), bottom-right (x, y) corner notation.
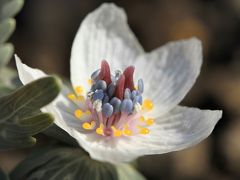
top-left (43, 124), bottom-right (78, 147)
top-left (0, 76), bottom-right (61, 150)
top-left (0, 18), bottom-right (15, 43)
top-left (0, 67), bottom-right (20, 96)
top-left (0, 43), bottom-right (13, 67)
top-left (10, 146), bottom-right (118, 180)
top-left (0, 0), bottom-right (24, 21)
top-left (0, 76), bottom-right (61, 118)
top-left (0, 83), bottom-right (12, 95)
top-left (0, 168), bottom-right (9, 180)
top-left (0, 0), bottom-right (24, 93)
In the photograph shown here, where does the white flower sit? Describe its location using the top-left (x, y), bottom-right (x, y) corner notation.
top-left (15, 3), bottom-right (222, 164)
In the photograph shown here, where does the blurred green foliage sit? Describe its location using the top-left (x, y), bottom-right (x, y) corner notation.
top-left (0, 76), bottom-right (61, 150)
top-left (0, 0), bottom-right (21, 95)
top-left (0, 0), bottom-right (24, 21)
top-left (0, 0), bottom-right (62, 151)
top-left (0, 0), bottom-right (23, 68)
top-left (11, 145), bottom-right (145, 180)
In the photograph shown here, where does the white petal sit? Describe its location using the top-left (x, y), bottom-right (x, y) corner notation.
top-left (15, 55), bottom-right (76, 137)
top-left (135, 38), bottom-right (202, 116)
top-left (133, 106), bottom-right (222, 154)
top-left (72, 132), bottom-right (145, 164)
top-left (70, 3), bottom-right (143, 89)
top-left (42, 105), bottom-right (76, 138)
top-left (73, 106), bottom-right (221, 164)
top-left (15, 54), bottom-right (46, 84)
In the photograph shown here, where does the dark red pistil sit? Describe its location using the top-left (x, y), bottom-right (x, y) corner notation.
top-left (99, 60), bottom-right (112, 85)
top-left (98, 60), bottom-right (136, 100)
top-left (114, 74), bottom-right (125, 100)
top-left (123, 66), bottom-right (135, 91)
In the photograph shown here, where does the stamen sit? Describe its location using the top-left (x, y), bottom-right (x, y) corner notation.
top-left (131, 90), bottom-right (142, 105)
top-left (139, 128), bottom-right (150, 135)
top-left (123, 129), bottom-right (132, 136)
top-left (123, 124), bottom-right (132, 136)
top-left (96, 123), bottom-right (104, 135)
top-left (131, 90), bottom-right (139, 100)
top-left (91, 69), bottom-right (100, 81)
top-left (111, 126), bottom-right (122, 137)
top-left (70, 60), bottom-right (155, 137)
top-left (77, 95), bottom-right (85, 101)
top-left (109, 97), bottom-right (121, 113)
top-left (104, 128), bottom-right (113, 136)
top-left (133, 95), bottom-right (143, 105)
top-left (75, 86), bottom-right (84, 95)
top-left (103, 95), bottom-right (109, 104)
top-left (87, 91), bottom-right (94, 98)
top-left (107, 83), bottom-right (116, 98)
top-left (82, 121), bottom-right (96, 130)
top-left (121, 99), bottom-right (133, 113)
top-left (94, 80), bottom-right (107, 91)
top-left (134, 102), bottom-right (142, 112)
top-left (93, 89), bottom-right (104, 101)
top-left (142, 99), bottom-right (154, 111)
top-left (124, 88), bottom-right (131, 99)
top-left (93, 99), bottom-right (102, 112)
top-left (67, 93), bottom-right (76, 101)
top-left (137, 79), bottom-right (144, 93)
top-left (75, 109), bottom-right (84, 119)
top-left (102, 103), bottom-right (113, 117)
top-left (146, 118), bottom-right (154, 125)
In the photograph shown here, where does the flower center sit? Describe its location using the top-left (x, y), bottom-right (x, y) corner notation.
top-left (67, 60), bottom-right (155, 138)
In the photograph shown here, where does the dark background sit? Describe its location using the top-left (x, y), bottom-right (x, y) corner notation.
top-left (3, 0), bottom-right (240, 179)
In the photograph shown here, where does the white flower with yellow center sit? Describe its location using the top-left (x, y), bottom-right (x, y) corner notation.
top-left (15, 3), bottom-right (222, 164)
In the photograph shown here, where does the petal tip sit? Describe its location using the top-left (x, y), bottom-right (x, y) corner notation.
top-left (212, 110), bottom-right (223, 123)
top-left (99, 3), bottom-right (123, 11)
top-left (189, 37), bottom-right (202, 50)
top-left (93, 3), bottom-right (126, 23)
top-left (15, 54), bottom-right (22, 65)
top-left (183, 37), bottom-right (202, 50)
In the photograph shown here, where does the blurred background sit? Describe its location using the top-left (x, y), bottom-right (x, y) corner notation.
top-left (1, 0), bottom-right (240, 179)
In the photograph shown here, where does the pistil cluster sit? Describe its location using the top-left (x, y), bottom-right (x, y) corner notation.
top-left (68, 60), bottom-right (155, 137)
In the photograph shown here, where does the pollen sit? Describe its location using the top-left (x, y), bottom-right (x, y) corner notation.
top-left (139, 128), bottom-right (150, 135)
top-left (74, 109), bottom-right (84, 119)
top-left (146, 118), bottom-right (154, 125)
top-left (96, 123), bottom-right (104, 135)
top-left (75, 86), bottom-right (84, 95)
top-left (139, 116), bottom-right (145, 122)
top-left (112, 126), bottom-right (122, 137)
top-left (142, 99), bottom-right (154, 111)
top-left (123, 129), bottom-right (132, 136)
top-left (82, 121), bottom-right (95, 130)
top-left (67, 93), bottom-right (76, 101)
top-left (96, 128), bottom-right (103, 135)
top-left (77, 95), bottom-right (85, 101)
